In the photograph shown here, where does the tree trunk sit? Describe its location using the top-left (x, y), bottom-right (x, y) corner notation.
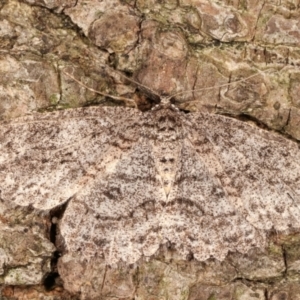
top-left (0, 0), bottom-right (300, 299)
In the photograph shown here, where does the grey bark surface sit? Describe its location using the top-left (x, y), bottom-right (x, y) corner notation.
top-left (1, 0), bottom-right (300, 299)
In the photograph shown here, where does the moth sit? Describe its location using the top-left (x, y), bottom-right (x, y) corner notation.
top-left (0, 70), bottom-right (299, 265)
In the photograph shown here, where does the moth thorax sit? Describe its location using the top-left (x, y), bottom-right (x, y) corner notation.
top-left (156, 116), bottom-right (179, 142)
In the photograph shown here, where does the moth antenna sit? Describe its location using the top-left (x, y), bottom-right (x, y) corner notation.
top-left (100, 65), bottom-right (162, 102)
top-left (62, 70), bottom-right (138, 108)
top-left (167, 72), bottom-right (261, 104)
top-left (81, 50), bottom-right (163, 102)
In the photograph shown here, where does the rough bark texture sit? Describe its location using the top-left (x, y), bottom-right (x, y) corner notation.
top-left (1, 0), bottom-right (300, 299)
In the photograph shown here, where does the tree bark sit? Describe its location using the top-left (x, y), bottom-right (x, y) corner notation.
top-left (0, 0), bottom-right (300, 299)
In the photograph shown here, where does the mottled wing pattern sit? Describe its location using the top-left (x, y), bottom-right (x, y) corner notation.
top-left (168, 112), bottom-right (300, 260)
top-left (60, 136), bottom-right (166, 264)
top-left (1, 104), bottom-right (300, 264)
top-left (0, 106), bottom-right (142, 210)
top-left (162, 132), bottom-right (266, 261)
top-left (189, 113), bottom-right (300, 230)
